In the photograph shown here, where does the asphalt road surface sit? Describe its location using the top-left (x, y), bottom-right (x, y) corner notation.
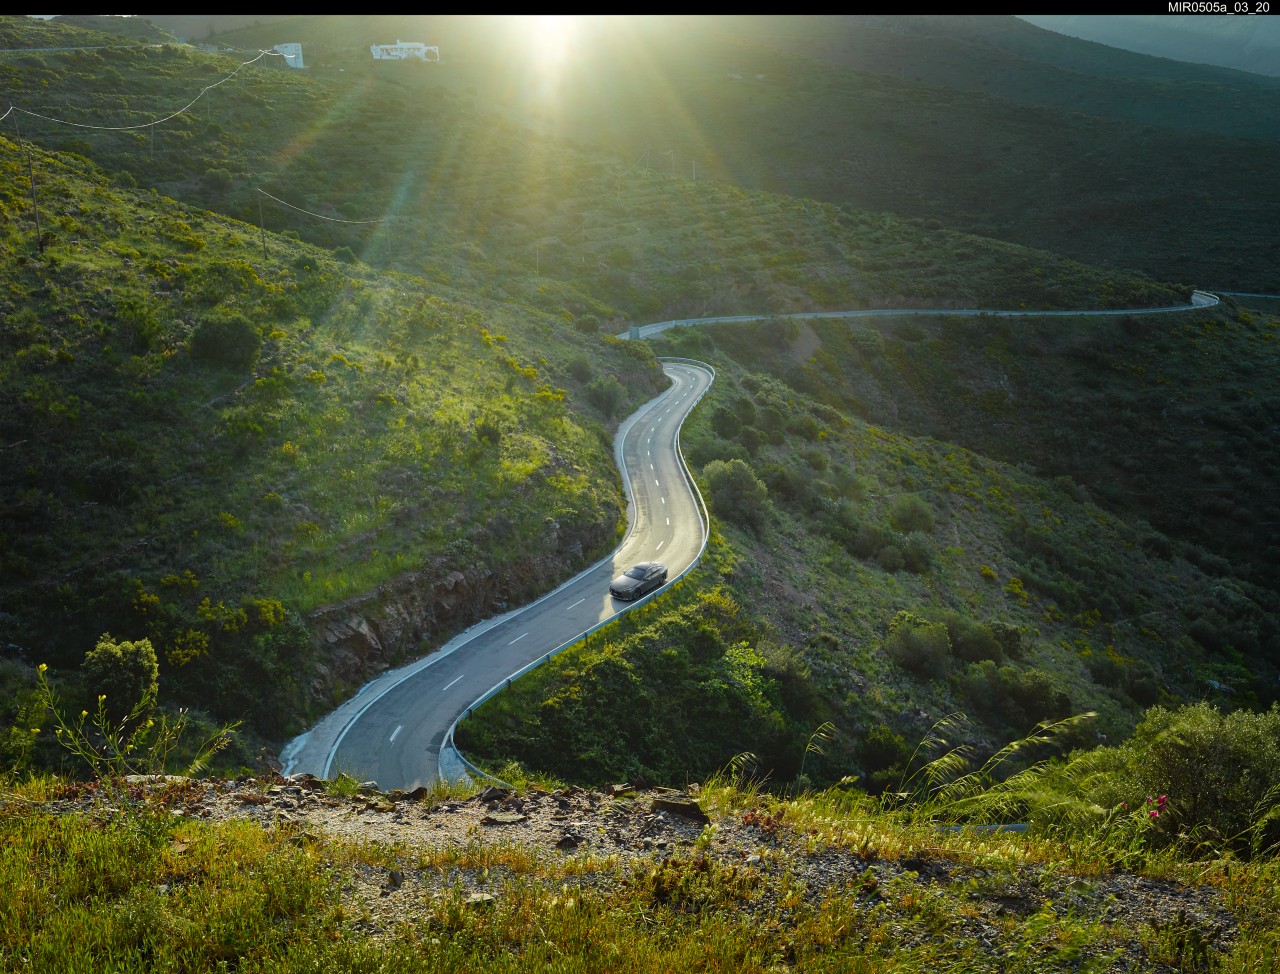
top-left (282, 360), bottom-right (713, 791)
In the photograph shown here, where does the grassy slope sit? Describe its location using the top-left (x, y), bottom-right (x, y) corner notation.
top-left (462, 308), bottom-right (1279, 789)
top-left (1, 17), bottom-right (1279, 964)
top-left (2, 773), bottom-right (1277, 972)
top-left (0, 15), bottom-right (1274, 780)
top-left (0, 18), bottom-right (1187, 328)
top-left (533, 24), bottom-right (1280, 292)
top-left (0, 133), bottom-right (664, 742)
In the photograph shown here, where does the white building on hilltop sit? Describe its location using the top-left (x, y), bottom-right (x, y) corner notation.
top-left (273, 43), bottom-right (304, 69)
top-left (370, 40), bottom-right (439, 62)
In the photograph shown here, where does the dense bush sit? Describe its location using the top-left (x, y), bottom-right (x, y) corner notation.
top-left (81, 633), bottom-right (158, 721)
top-left (889, 493), bottom-right (934, 533)
top-left (925, 610), bottom-right (1003, 664)
top-left (883, 611), bottom-right (950, 679)
top-left (1102, 703), bottom-right (1280, 852)
top-left (957, 660), bottom-right (1070, 733)
top-left (566, 353), bottom-right (593, 382)
top-left (190, 313), bottom-right (261, 371)
top-left (702, 459), bottom-right (770, 533)
top-left (586, 375), bottom-right (626, 418)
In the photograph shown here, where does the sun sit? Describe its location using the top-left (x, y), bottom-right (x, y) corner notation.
top-left (528, 15), bottom-right (579, 67)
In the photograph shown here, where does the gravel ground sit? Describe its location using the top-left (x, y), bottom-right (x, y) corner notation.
top-left (36, 773), bottom-right (1239, 970)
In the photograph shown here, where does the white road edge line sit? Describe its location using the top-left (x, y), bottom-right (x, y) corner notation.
top-left (304, 361), bottom-right (711, 783)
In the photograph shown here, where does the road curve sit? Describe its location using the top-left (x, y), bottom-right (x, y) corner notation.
top-left (283, 287), bottom-right (1233, 788)
top-left (282, 361), bottom-right (713, 791)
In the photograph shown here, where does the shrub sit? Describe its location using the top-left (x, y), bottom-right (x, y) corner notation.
top-left (928, 610), bottom-right (1003, 663)
top-left (1097, 703), bottom-right (1280, 854)
top-left (787, 413), bottom-right (821, 440)
top-left (876, 545), bottom-right (905, 573)
top-left (737, 426), bottom-right (765, 454)
top-left (586, 375), bottom-right (626, 418)
top-left (889, 493), bottom-right (934, 533)
top-left (702, 458), bottom-right (770, 533)
top-left (82, 633), bottom-right (159, 721)
top-left (710, 406), bottom-right (741, 439)
top-left (853, 522), bottom-right (893, 560)
top-left (901, 532), bottom-right (933, 574)
top-left (203, 167), bottom-right (233, 192)
top-left (190, 313), bottom-right (261, 371)
top-left (566, 353), bottom-right (592, 382)
top-left (574, 314), bottom-right (600, 334)
top-left (802, 448), bottom-right (828, 471)
top-left (760, 462), bottom-right (809, 509)
top-left (884, 611), bottom-right (950, 678)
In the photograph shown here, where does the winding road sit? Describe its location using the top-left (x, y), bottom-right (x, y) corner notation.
top-left (283, 288), bottom-right (1241, 789)
top-left (282, 360), bottom-right (713, 790)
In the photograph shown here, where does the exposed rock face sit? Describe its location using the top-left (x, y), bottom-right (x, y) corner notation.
top-left (303, 521), bottom-right (612, 709)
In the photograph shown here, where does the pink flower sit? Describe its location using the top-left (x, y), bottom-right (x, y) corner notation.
top-left (1149, 809), bottom-right (1160, 819)
top-left (1120, 802), bottom-right (1128, 809)
top-left (1157, 795), bottom-right (1167, 808)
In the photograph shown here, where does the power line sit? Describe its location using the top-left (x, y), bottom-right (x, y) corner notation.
top-left (0, 48), bottom-right (285, 132)
top-left (256, 188), bottom-right (386, 225)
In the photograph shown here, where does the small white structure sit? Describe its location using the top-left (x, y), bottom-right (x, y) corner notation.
top-left (370, 40), bottom-right (439, 62)
top-left (273, 43), bottom-right (304, 69)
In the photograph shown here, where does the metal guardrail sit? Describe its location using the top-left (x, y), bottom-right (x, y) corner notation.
top-left (441, 358), bottom-right (716, 784)
top-left (624, 291), bottom-right (1223, 340)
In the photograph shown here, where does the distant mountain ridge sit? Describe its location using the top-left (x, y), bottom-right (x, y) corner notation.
top-left (1022, 14), bottom-right (1280, 78)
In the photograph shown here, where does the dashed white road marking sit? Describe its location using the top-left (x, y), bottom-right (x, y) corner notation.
top-left (509, 632), bottom-right (529, 645)
top-left (442, 674), bottom-right (465, 692)
top-left (389, 725), bottom-right (402, 743)
top-left (568, 597), bottom-right (586, 610)
top-left (657, 541), bottom-right (664, 550)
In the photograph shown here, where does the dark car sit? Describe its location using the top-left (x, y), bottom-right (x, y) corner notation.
top-left (609, 562), bottom-right (668, 600)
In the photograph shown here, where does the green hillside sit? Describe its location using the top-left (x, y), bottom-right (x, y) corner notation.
top-left (460, 304), bottom-right (1279, 788)
top-left (2, 15), bottom-right (1279, 968)
top-left (0, 13), bottom-right (1274, 808)
top-left (7, 14), bottom-right (1280, 301)
top-left (0, 132), bottom-right (665, 751)
top-left (205, 14), bottom-right (1280, 292)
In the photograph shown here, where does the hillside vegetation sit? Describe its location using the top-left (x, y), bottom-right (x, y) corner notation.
top-left (2, 13), bottom-right (1279, 969)
top-left (0, 9), bottom-right (1271, 780)
top-left (0, 131), bottom-right (664, 754)
top-left (461, 305), bottom-right (1279, 789)
top-left (205, 13), bottom-right (1280, 292)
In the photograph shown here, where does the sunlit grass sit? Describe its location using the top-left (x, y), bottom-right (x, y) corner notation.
top-left (1, 776), bottom-right (1275, 972)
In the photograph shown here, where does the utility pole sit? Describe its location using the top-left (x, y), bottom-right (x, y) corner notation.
top-left (26, 151), bottom-right (42, 252)
top-left (14, 116), bottom-right (43, 252)
top-left (258, 191), bottom-right (268, 259)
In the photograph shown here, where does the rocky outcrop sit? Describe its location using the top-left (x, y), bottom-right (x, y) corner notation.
top-left (302, 520), bottom-right (613, 709)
